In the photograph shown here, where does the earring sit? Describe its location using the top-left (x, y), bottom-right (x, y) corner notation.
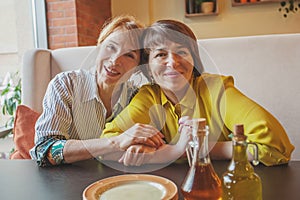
top-left (146, 65), bottom-right (155, 85)
top-left (150, 74), bottom-right (155, 85)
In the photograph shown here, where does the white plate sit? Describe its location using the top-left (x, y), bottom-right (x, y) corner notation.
top-left (83, 174), bottom-right (178, 200)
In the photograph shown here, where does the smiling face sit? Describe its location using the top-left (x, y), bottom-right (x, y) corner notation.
top-left (148, 40), bottom-right (194, 95)
top-left (96, 28), bottom-right (141, 88)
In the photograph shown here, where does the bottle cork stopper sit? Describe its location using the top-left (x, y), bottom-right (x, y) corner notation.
top-left (234, 124), bottom-right (244, 136)
top-left (192, 118), bottom-right (206, 130)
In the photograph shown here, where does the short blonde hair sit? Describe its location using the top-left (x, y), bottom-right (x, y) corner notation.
top-left (97, 15), bottom-right (144, 45)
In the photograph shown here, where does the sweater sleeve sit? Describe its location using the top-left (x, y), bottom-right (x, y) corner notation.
top-left (219, 76), bottom-right (295, 166)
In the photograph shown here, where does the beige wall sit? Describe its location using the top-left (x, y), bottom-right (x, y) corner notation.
top-left (0, 0), bottom-right (34, 80)
top-left (112, 0), bottom-right (300, 39)
top-left (1, 0), bottom-right (299, 80)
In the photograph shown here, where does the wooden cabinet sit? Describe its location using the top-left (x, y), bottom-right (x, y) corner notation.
top-left (185, 0), bottom-right (219, 17)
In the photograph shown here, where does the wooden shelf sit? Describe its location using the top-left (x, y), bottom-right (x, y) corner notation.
top-left (231, 0), bottom-right (279, 7)
top-left (185, 12), bottom-right (218, 17)
top-left (185, 0), bottom-right (219, 17)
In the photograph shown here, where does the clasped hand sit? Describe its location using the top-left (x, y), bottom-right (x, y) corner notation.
top-left (119, 116), bottom-right (193, 166)
top-left (114, 123), bottom-right (165, 150)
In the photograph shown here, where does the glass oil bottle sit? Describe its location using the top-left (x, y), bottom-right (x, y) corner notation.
top-left (181, 118), bottom-right (222, 200)
top-left (222, 124), bottom-right (262, 200)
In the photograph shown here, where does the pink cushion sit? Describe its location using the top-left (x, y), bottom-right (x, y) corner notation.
top-left (10, 105), bottom-right (40, 159)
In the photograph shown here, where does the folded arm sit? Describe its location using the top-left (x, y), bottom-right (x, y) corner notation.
top-left (220, 85), bottom-right (295, 166)
top-left (119, 117), bottom-right (193, 166)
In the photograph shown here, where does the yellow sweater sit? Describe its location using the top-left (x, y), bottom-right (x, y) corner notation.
top-left (102, 73), bottom-right (294, 166)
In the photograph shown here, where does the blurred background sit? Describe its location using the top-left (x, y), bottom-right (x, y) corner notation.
top-left (0, 0), bottom-right (299, 157)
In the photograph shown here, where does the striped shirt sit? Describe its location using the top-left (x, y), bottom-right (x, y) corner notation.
top-left (29, 69), bottom-right (138, 166)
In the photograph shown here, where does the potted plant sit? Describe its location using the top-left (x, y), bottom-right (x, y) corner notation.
top-left (278, 0), bottom-right (300, 18)
top-left (195, 0), bottom-right (215, 14)
top-left (0, 72), bottom-right (21, 134)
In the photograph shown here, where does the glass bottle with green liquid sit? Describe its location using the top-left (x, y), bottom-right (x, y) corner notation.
top-left (222, 124), bottom-right (262, 200)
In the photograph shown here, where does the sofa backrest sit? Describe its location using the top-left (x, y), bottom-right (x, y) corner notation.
top-left (22, 34), bottom-right (300, 160)
top-left (22, 46), bottom-right (96, 113)
top-left (198, 34), bottom-right (300, 160)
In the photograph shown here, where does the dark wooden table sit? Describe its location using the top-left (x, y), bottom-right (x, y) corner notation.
top-left (0, 159), bottom-right (299, 200)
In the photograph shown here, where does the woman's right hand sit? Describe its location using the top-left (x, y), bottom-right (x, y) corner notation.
top-left (177, 116), bottom-right (193, 149)
top-left (118, 144), bottom-right (157, 166)
top-left (114, 123), bottom-right (165, 150)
